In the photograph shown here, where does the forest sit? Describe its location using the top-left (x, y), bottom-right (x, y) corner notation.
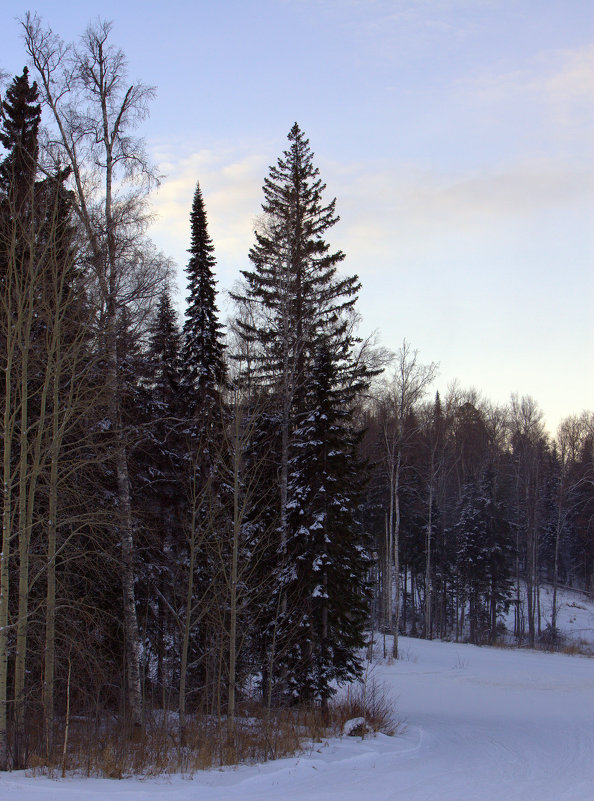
top-left (0, 15), bottom-right (592, 774)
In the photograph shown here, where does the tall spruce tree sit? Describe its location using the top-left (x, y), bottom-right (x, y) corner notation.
top-left (0, 67), bottom-right (40, 208)
top-left (0, 65), bottom-right (43, 771)
top-left (232, 123), bottom-right (360, 544)
top-left (179, 182), bottom-right (227, 714)
top-left (132, 291), bottom-right (187, 704)
top-left (233, 124), bottom-right (374, 704)
top-left (0, 67), bottom-right (41, 323)
top-left (181, 181), bottom-right (226, 418)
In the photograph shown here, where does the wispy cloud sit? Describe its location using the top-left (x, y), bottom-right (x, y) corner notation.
top-left (456, 43), bottom-right (594, 128)
top-left (148, 143), bottom-right (270, 291)
top-left (546, 45), bottom-right (594, 100)
top-left (324, 156), bottom-right (593, 274)
top-left (148, 130), bottom-right (593, 295)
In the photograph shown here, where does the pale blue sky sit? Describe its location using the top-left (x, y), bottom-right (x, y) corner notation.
top-left (2, 1), bottom-right (593, 432)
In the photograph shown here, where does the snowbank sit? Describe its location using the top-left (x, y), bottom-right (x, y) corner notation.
top-left (2, 635), bottom-right (593, 801)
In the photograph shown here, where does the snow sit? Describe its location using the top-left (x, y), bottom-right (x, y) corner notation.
top-left (341, 716), bottom-right (368, 736)
top-left (501, 584), bottom-right (594, 653)
top-left (3, 633), bottom-right (593, 801)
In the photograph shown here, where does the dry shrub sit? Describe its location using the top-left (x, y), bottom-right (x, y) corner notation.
top-left (330, 676), bottom-right (399, 737)
top-left (24, 703), bottom-right (322, 778)
top-left (24, 676), bottom-right (401, 777)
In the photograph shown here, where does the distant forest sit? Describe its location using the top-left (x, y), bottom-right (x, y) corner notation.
top-left (0, 16), bottom-right (592, 772)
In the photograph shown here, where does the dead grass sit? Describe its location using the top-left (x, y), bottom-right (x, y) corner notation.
top-left (557, 639), bottom-right (594, 657)
top-left (478, 635), bottom-right (593, 657)
top-left (26, 706), bottom-right (306, 778)
top-left (24, 678), bottom-right (401, 778)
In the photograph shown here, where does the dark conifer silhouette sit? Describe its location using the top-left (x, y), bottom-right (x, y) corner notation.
top-left (284, 345), bottom-right (371, 708)
top-left (181, 181), bottom-right (226, 418)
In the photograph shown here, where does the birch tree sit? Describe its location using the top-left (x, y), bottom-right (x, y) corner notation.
top-left (380, 341), bottom-right (437, 657)
top-left (509, 395), bottom-right (547, 648)
top-left (0, 64), bottom-right (97, 766)
top-left (23, 14), bottom-right (167, 733)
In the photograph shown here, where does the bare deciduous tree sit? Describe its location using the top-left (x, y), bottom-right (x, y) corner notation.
top-left (379, 340), bottom-right (437, 657)
top-left (23, 14), bottom-right (168, 733)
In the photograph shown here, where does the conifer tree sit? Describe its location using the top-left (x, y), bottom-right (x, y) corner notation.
top-left (0, 67), bottom-right (40, 210)
top-left (137, 291), bottom-right (185, 544)
top-left (233, 125), bottom-right (375, 703)
top-left (284, 345), bottom-right (371, 708)
top-left (0, 67), bottom-right (48, 766)
top-left (150, 291), bottom-right (184, 409)
top-left (232, 123), bottom-right (360, 543)
top-left (132, 291), bottom-right (186, 701)
top-left (0, 66), bottom-right (42, 770)
top-left (454, 469), bottom-right (512, 644)
top-left (181, 181), bottom-right (226, 417)
top-left (178, 182), bottom-right (227, 712)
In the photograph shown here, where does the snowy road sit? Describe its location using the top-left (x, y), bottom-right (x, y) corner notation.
top-left (2, 637), bottom-right (593, 801)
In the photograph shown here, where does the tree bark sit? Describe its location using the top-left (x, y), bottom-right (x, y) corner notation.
top-left (0, 299), bottom-right (15, 771)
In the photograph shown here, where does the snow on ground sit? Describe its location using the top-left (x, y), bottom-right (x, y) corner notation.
top-left (497, 583), bottom-right (594, 653)
top-left (535, 585), bottom-right (594, 649)
top-left (3, 635), bottom-right (593, 801)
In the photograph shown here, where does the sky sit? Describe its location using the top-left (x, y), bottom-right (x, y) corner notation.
top-left (1, 0), bottom-right (593, 433)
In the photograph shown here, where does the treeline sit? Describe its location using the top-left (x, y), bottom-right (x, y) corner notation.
top-left (0, 15), bottom-right (592, 774)
top-left (363, 355), bottom-right (593, 659)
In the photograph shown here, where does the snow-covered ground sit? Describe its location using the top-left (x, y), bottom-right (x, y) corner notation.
top-left (520, 584), bottom-right (594, 652)
top-left (3, 632), bottom-right (593, 801)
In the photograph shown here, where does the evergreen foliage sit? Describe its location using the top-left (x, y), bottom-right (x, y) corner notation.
top-left (0, 67), bottom-right (40, 201)
top-left (178, 182), bottom-right (229, 705)
top-left (181, 181), bottom-right (226, 414)
top-left (450, 469), bottom-right (513, 644)
top-left (284, 345), bottom-right (371, 706)
top-left (233, 122), bottom-right (360, 395)
top-left (233, 124), bottom-right (374, 703)
top-left (133, 292), bottom-right (187, 701)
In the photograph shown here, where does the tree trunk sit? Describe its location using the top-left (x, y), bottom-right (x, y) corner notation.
top-left (43, 419), bottom-right (59, 755)
top-left (106, 281), bottom-right (142, 732)
top-left (227, 417), bottom-right (241, 733)
top-left (526, 492), bottom-right (536, 648)
top-left (14, 308), bottom-right (32, 769)
top-left (117, 445), bottom-right (143, 733)
top-left (401, 563), bottom-right (407, 635)
top-left (424, 479), bottom-right (433, 639)
top-left (0, 313), bottom-right (14, 771)
top-left (551, 500), bottom-right (563, 639)
top-left (179, 487), bottom-right (197, 744)
top-left (392, 453), bottom-right (401, 658)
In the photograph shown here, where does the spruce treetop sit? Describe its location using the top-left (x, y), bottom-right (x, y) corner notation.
top-left (234, 123), bottom-right (361, 388)
top-left (0, 67), bottom-right (41, 200)
top-left (150, 290), bottom-right (183, 402)
top-left (181, 181), bottom-right (226, 406)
